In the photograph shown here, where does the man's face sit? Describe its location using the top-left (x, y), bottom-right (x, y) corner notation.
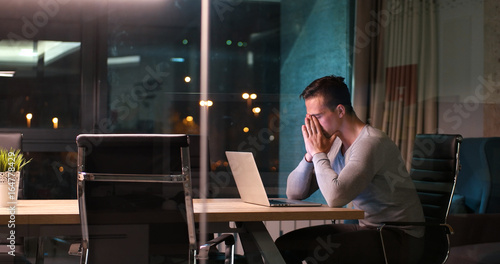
top-left (305, 96), bottom-right (339, 137)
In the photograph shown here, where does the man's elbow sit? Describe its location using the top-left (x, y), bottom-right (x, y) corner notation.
top-left (286, 188), bottom-right (308, 200)
top-left (325, 194), bottom-right (350, 208)
top-left (286, 190), bottom-right (300, 200)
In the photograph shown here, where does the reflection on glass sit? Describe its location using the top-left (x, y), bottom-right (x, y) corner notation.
top-left (0, 40), bottom-right (81, 129)
top-left (0, 71), bottom-right (15, 77)
top-left (22, 151), bottom-right (77, 199)
top-left (26, 113), bottom-right (32, 128)
top-left (252, 107), bottom-right (261, 115)
top-left (104, 0), bottom-right (281, 175)
top-left (0, 40), bottom-right (80, 71)
top-left (199, 100), bottom-right (213, 107)
top-left (52, 117), bottom-right (58, 129)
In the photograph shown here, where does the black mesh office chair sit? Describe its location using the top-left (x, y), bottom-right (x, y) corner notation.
top-left (379, 134), bottom-right (462, 264)
top-left (70, 134), bottom-right (234, 264)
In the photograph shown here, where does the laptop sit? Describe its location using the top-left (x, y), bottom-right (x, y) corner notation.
top-left (225, 151), bottom-right (323, 207)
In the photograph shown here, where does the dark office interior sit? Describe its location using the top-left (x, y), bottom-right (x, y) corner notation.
top-left (0, 0), bottom-right (499, 263)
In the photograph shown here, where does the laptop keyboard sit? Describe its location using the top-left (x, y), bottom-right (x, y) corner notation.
top-left (269, 199), bottom-right (291, 206)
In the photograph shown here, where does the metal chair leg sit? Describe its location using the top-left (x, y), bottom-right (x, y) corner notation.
top-left (378, 224), bottom-right (389, 264)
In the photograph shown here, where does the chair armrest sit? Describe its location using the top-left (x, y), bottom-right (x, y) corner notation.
top-left (198, 234), bottom-right (235, 261)
top-left (68, 243), bottom-right (82, 256)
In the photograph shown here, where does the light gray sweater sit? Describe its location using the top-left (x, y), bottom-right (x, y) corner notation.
top-left (287, 125), bottom-right (425, 238)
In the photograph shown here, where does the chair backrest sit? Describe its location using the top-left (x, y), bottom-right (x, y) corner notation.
top-left (410, 134), bottom-right (462, 223)
top-left (0, 132), bottom-right (22, 150)
top-left (411, 134), bottom-right (462, 264)
top-left (76, 134), bottom-right (196, 264)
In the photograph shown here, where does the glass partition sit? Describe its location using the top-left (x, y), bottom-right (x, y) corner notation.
top-left (106, 0), bottom-right (201, 134)
top-left (0, 0), bottom-right (84, 201)
top-left (103, 0), bottom-right (353, 200)
top-left (0, 39), bottom-right (81, 129)
top-left (0, 0), bottom-right (497, 262)
top-left (0, 0), bottom-right (83, 130)
top-left (0, 0), bottom-right (353, 200)
top-left (0, 0), bottom-right (354, 262)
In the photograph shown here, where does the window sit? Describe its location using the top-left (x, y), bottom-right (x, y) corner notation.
top-left (0, 0), bottom-right (86, 199)
top-left (0, 0), bottom-right (353, 200)
top-left (0, 40), bottom-right (81, 129)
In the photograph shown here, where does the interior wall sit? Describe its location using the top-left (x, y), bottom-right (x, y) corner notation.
top-left (279, 0), bottom-right (351, 201)
top-left (483, 0), bottom-right (500, 137)
top-left (437, 0), bottom-right (485, 138)
top-left (437, 0), bottom-right (500, 137)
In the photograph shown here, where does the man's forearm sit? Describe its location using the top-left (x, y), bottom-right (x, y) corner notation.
top-left (286, 159), bottom-right (315, 199)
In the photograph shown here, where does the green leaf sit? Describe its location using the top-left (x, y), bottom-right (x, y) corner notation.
top-left (0, 148), bottom-right (31, 171)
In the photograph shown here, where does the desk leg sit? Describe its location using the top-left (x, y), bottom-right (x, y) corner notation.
top-left (239, 222), bottom-right (286, 264)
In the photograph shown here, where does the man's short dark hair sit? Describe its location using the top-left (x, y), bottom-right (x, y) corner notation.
top-left (300, 75), bottom-right (354, 114)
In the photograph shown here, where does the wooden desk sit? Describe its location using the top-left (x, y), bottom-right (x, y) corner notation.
top-left (1, 199), bottom-right (364, 264)
top-left (193, 198), bottom-right (364, 222)
top-left (194, 199), bottom-right (364, 264)
top-left (1, 198), bottom-right (363, 225)
top-left (0, 200), bottom-right (80, 264)
top-left (0, 199), bottom-right (79, 225)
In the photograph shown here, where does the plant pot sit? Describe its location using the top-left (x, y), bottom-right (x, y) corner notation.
top-left (0, 171), bottom-right (20, 207)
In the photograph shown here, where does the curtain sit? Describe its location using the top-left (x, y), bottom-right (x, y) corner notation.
top-left (354, 0), bottom-right (438, 168)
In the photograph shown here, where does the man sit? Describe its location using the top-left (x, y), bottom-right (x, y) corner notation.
top-left (275, 75), bottom-right (425, 264)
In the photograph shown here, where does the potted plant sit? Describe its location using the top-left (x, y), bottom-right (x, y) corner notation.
top-left (0, 148), bottom-right (31, 206)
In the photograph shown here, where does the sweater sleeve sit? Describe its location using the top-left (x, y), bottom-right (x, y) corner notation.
top-left (313, 137), bottom-right (384, 207)
top-left (286, 157), bottom-right (318, 200)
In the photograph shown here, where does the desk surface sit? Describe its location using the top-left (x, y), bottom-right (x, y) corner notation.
top-left (0, 199), bottom-right (79, 225)
top-left (0, 199), bottom-right (364, 225)
top-left (193, 198), bottom-right (364, 222)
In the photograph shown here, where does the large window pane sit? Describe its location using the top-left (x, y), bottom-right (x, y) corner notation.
top-left (103, 0), bottom-right (352, 200)
top-left (0, 0), bottom-right (82, 130)
top-left (106, 1), bottom-right (201, 134)
top-left (0, 40), bottom-right (81, 129)
top-left (208, 0), bottom-right (281, 197)
top-left (0, 0), bottom-right (84, 200)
